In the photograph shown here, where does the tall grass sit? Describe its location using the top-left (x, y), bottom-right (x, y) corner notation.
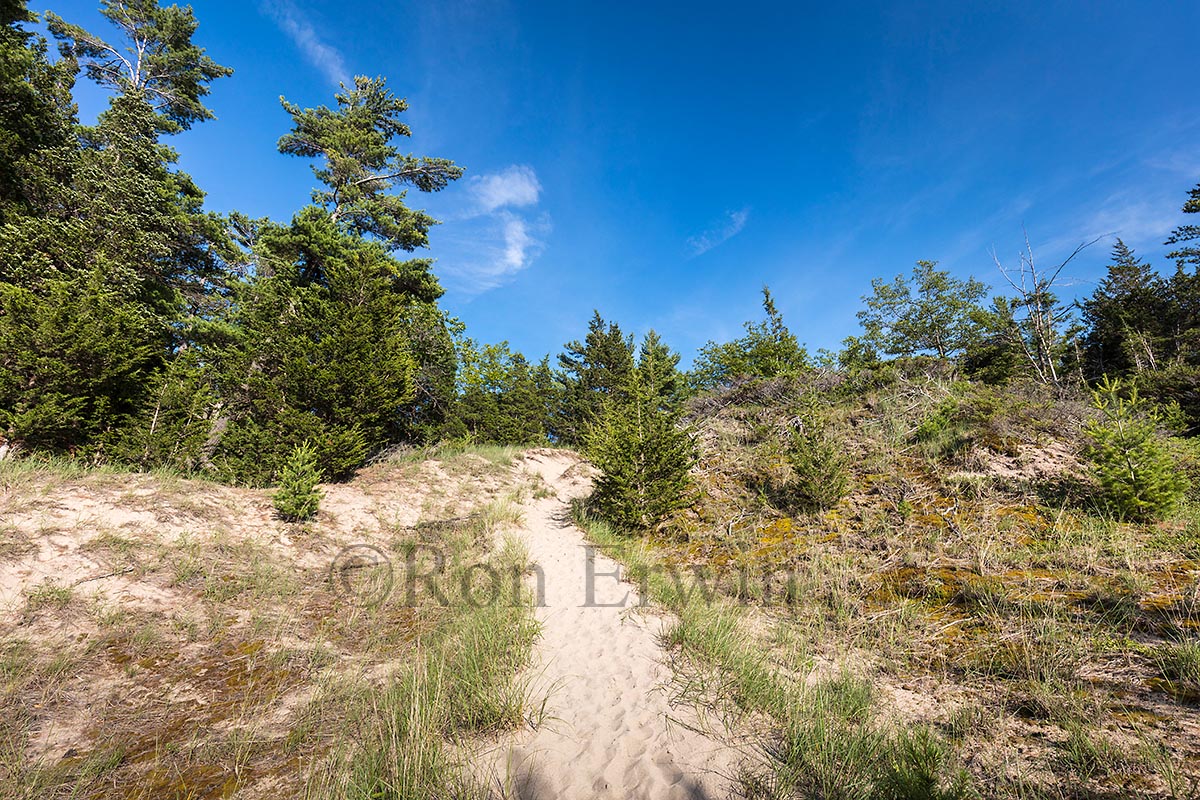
top-left (305, 537), bottom-right (540, 800)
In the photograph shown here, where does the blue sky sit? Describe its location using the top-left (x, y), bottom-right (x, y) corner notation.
top-left (42, 0), bottom-right (1200, 365)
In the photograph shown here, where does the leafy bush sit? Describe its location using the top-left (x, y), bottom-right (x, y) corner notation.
top-left (586, 372), bottom-right (697, 531)
top-left (272, 442), bottom-right (324, 521)
top-left (1083, 377), bottom-right (1188, 521)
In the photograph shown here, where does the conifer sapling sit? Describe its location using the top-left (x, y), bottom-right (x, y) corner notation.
top-left (273, 442), bottom-right (324, 521)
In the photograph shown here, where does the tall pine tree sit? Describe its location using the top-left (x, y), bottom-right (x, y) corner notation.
top-left (1080, 240), bottom-right (1168, 378)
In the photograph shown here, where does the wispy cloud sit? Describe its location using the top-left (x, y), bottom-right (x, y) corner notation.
top-left (688, 207), bottom-right (750, 256)
top-left (436, 165), bottom-right (549, 294)
top-left (261, 1), bottom-right (350, 87)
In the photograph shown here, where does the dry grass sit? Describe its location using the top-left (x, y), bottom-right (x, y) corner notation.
top-left (0, 451), bottom-right (541, 799)
top-left (581, 375), bottom-right (1200, 799)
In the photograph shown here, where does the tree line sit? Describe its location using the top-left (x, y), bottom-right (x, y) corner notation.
top-left (2, 1), bottom-right (1199, 503)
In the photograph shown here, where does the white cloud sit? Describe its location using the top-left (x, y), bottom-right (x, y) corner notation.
top-left (688, 207), bottom-right (750, 256)
top-left (499, 211), bottom-right (538, 271)
top-left (469, 165), bottom-right (542, 214)
top-left (435, 166), bottom-right (549, 294)
top-left (261, 1), bottom-right (351, 87)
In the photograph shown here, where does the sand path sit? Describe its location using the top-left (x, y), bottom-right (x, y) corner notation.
top-left (482, 449), bottom-right (736, 799)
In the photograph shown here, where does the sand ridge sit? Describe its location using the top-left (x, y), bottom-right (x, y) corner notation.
top-left (482, 449), bottom-right (737, 799)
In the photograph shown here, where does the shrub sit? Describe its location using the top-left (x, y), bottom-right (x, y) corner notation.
top-left (272, 442), bottom-right (324, 521)
top-left (1083, 377), bottom-right (1188, 521)
top-left (586, 372), bottom-right (697, 531)
top-left (783, 405), bottom-right (849, 512)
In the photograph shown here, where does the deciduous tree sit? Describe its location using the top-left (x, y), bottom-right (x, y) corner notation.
top-left (857, 260), bottom-right (988, 360)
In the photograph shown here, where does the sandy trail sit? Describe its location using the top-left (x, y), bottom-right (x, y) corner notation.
top-left (482, 449), bottom-right (737, 799)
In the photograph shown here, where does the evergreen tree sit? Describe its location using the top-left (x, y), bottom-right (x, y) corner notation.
top-left (1084, 377), bottom-right (1187, 521)
top-left (0, 274), bottom-right (156, 454)
top-left (206, 215), bottom-right (420, 483)
top-left (0, 0), bottom-right (231, 457)
top-left (272, 441), bottom-right (324, 521)
top-left (46, 0), bottom-right (232, 133)
top-left (1080, 240), bottom-right (1168, 378)
top-left (1166, 182), bottom-right (1200, 271)
top-left (988, 239), bottom-right (1092, 386)
top-left (399, 301), bottom-right (461, 442)
top-left (277, 76), bottom-right (462, 253)
top-left (455, 339), bottom-right (553, 444)
top-left (691, 286), bottom-right (807, 390)
top-left (555, 311), bottom-right (635, 445)
top-left (0, 0), bottom-right (76, 217)
top-left (586, 369), bottom-right (697, 532)
top-left (188, 77), bottom-right (461, 483)
top-left (783, 400), bottom-right (849, 512)
top-left (857, 260), bottom-right (989, 360)
top-left (962, 297), bottom-right (1024, 384)
top-left (637, 329), bottom-right (685, 411)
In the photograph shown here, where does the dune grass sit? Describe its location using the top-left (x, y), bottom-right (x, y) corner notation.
top-left (304, 530), bottom-right (540, 800)
top-left (571, 504), bottom-right (973, 800)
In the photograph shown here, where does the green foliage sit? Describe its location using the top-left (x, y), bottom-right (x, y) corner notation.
top-left (637, 329), bottom-right (685, 411)
top-left (783, 402), bottom-right (849, 512)
top-left (454, 338), bottom-right (554, 444)
top-left (209, 226), bottom-right (419, 482)
top-left (1136, 363), bottom-right (1200, 436)
top-left (1166, 182), bottom-right (1200, 270)
top-left (0, 275), bottom-right (158, 454)
top-left (278, 76), bottom-right (463, 252)
top-left (1080, 240), bottom-right (1169, 378)
top-left (691, 286), bottom-right (808, 390)
top-left (875, 727), bottom-right (974, 800)
top-left (555, 311), bottom-right (635, 445)
top-left (586, 370), bottom-right (697, 531)
top-left (46, 0), bottom-right (232, 132)
top-left (272, 442), bottom-right (324, 521)
top-left (0, 0), bottom-right (76, 216)
top-left (962, 296), bottom-right (1024, 384)
top-left (857, 260), bottom-right (988, 360)
top-left (1083, 377), bottom-right (1188, 521)
top-left (399, 302), bottom-right (462, 442)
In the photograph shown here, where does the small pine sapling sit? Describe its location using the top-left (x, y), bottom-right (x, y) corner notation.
top-left (784, 401), bottom-right (849, 512)
top-left (1083, 377), bottom-right (1187, 521)
top-left (273, 442), bottom-right (324, 521)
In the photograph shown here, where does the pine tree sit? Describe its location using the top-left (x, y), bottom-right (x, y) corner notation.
top-left (0, 275), bottom-right (157, 454)
top-left (210, 222), bottom-right (419, 483)
top-left (1080, 240), bottom-right (1169, 378)
top-left (277, 76), bottom-right (462, 252)
top-left (1, 0), bottom-right (230, 458)
top-left (1083, 377), bottom-right (1187, 521)
top-left (0, 0), bottom-right (76, 218)
top-left (783, 400), bottom-right (849, 512)
top-left (586, 370), bottom-right (697, 532)
top-left (556, 311), bottom-right (635, 445)
top-left (455, 339), bottom-right (553, 444)
top-left (637, 330), bottom-right (685, 411)
top-left (46, 0), bottom-right (233, 133)
top-left (1166, 182), bottom-right (1200, 271)
top-left (273, 442), bottom-right (324, 521)
top-left (192, 77), bottom-right (460, 483)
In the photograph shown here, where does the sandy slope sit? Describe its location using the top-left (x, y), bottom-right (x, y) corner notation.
top-left (481, 449), bottom-right (738, 799)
